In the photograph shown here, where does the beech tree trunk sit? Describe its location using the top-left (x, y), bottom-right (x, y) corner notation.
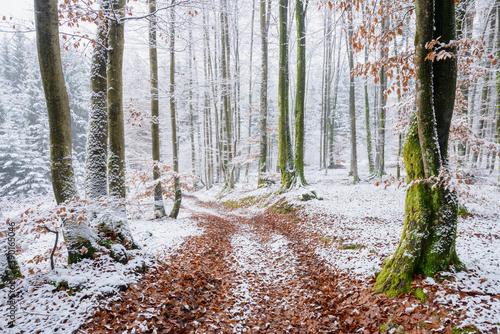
top-left (364, 43), bottom-right (374, 175)
top-left (35, 0), bottom-right (101, 263)
top-left (294, 0), bottom-right (307, 186)
top-left (376, 11), bottom-right (388, 178)
top-left (375, 0), bottom-right (462, 297)
top-left (278, 0), bottom-right (293, 188)
top-left (258, 0), bottom-right (271, 185)
top-left (149, 0), bottom-right (166, 218)
top-left (347, 8), bottom-right (359, 183)
top-left (169, 0), bottom-right (182, 218)
top-left (104, 0), bottom-right (138, 249)
top-left (246, 0), bottom-right (256, 179)
top-left (86, 0), bottom-right (109, 199)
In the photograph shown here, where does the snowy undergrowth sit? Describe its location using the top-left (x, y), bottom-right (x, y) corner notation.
top-left (0, 196), bottom-right (202, 334)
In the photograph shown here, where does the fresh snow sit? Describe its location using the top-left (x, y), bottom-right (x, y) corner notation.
top-left (0, 196), bottom-right (201, 334)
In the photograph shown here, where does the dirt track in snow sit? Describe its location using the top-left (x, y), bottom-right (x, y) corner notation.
top-left (81, 197), bottom-right (458, 333)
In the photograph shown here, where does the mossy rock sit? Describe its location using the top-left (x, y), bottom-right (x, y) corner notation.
top-left (50, 280), bottom-right (85, 295)
top-left (299, 190), bottom-right (322, 201)
top-left (271, 201), bottom-right (296, 214)
top-left (223, 200), bottom-right (242, 209)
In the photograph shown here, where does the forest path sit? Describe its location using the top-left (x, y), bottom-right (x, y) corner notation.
top-left (81, 196), bottom-right (454, 333)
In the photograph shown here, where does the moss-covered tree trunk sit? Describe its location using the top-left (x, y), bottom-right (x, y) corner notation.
top-left (149, 0), bottom-right (167, 218)
top-left (258, 0), bottom-right (270, 186)
top-left (104, 0), bottom-right (138, 249)
top-left (278, 0), bottom-right (294, 189)
top-left (375, 0), bottom-right (462, 297)
top-left (86, 0), bottom-right (109, 199)
top-left (35, 0), bottom-right (102, 263)
top-left (294, 0), bottom-right (307, 186)
top-left (169, 0), bottom-right (182, 219)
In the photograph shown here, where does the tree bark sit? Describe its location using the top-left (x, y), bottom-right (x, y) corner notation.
top-left (169, 0), bottom-right (182, 218)
top-left (149, 0), bottom-right (166, 218)
top-left (294, 0), bottom-right (307, 186)
top-left (376, 11), bottom-right (388, 178)
top-left (105, 0), bottom-right (138, 249)
top-left (35, 0), bottom-right (102, 263)
top-left (375, 0), bottom-right (462, 297)
top-left (258, 0), bottom-right (271, 185)
top-left (86, 0), bottom-right (109, 199)
top-left (347, 7), bottom-right (359, 183)
top-left (279, 0), bottom-right (293, 188)
top-left (107, 0), bottom-right (126, 199)
top-left (246, 0), bottom-right (256, 179)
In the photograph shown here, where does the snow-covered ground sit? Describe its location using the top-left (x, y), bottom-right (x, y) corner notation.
top-left (0, 197), bottom-right (201, 334)
top-left (1, 165), bottom-right (499, 332)
top-left (205, 166), bottom-right (500, 332)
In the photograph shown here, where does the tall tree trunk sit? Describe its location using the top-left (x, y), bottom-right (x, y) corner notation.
top-left (456, 0), bottom-right (474, 165)
top-left (35, 0), bottom-right (101, 263)
top-left (202, 8), bottom-right (213, 188)
top-left (169, 0), bottom-right (181, 218)
top-left (188, 17), bottom-right (196, 176)
top-left (107, 0), bottom-right (126, 200)
top-left (474, 15), bottom-right (496, 169)
top-left (294, 0), bottom-right (307, 185)
top-left (375, 0), bottom-right (462, 297)
top-left (364, 37), bottom-right (374, 175)
top-left (233, 0), bottom-right (241, 183)
top-left (347, 7), bottom-right (359, 183)
top-left (246, 0), bottom-right (256, 179)
top-left (258, 0), bottom-right (271, 185)
top-left (279, 0), bottom-right (293, 188)
top-left (376, 12), bottom-right (388, 178)
top-left (86, 0), bottom-right (109, 199)
top-left (220, 0), bottom-right (234, 189)
top-left (104, 0), bottom-right (138, 250)
top-left (149, 0), bottom-right (167, 218)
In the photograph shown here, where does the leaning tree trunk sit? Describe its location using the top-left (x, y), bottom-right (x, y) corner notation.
top-left (258, 0), bottom-right (271, 185)
top-left (149, 0), bottom-right (167, 218)
top-left (169, 0), bottom-right (182, 219)
top-left (375, 0), bottom-right (462, 297)
top-left (35, 0), bottom-right (102, 263)
top-left (104, 0), bottom-right (138, 249)
top-left (278, 0), bottom-right (293, 188)
top-left (294, 0), bottom-right (307, 186)
top-left (86, 0), bottom-right (109, 199)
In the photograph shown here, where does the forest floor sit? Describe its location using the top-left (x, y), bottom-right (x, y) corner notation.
top-left (1, 168), bottom-right (500, 333)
